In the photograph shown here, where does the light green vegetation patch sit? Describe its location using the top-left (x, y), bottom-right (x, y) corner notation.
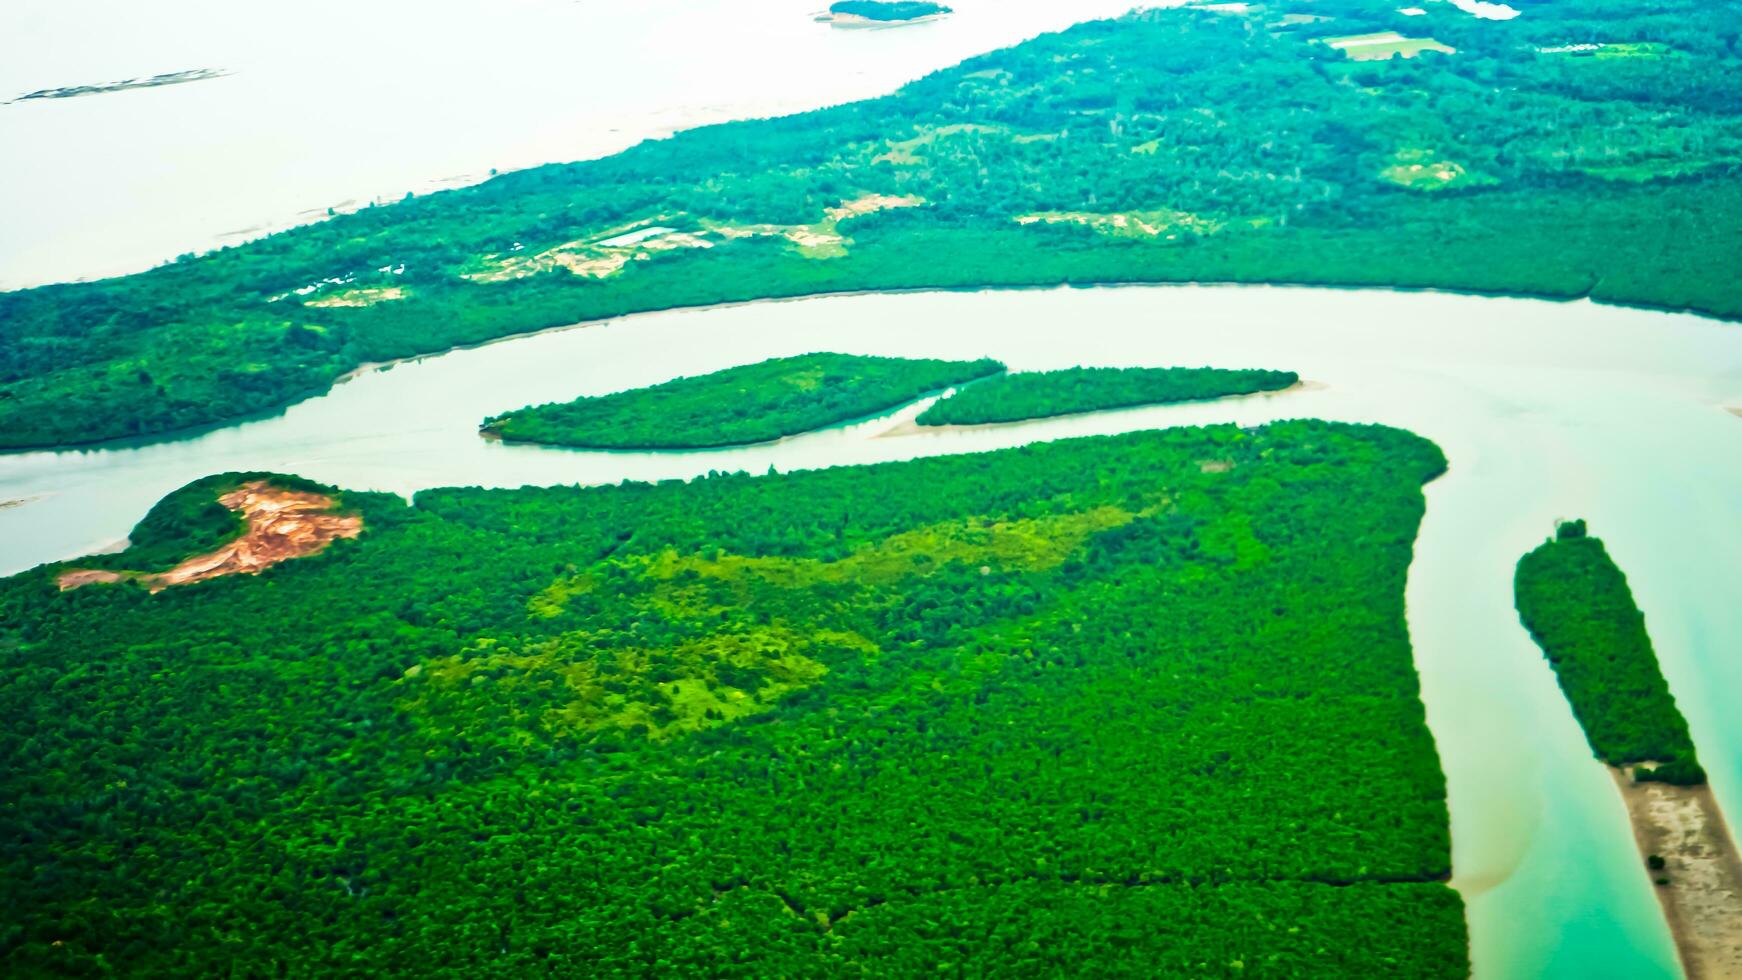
top-left (705, 193), bottom-right (926, 259)
top-left (1015, 208), bottom-right (1237, 240)
top-left (1380, 149), bottom-right (1492, 191)
top-left (495, 505), bottom-right (1138, 738)
top-left (1325, 32), bottom-right (1455, 60)
top-left (1538, 41), bottom-right (1671, 59)
top-left (872, 123), bottom-right (1007, 165)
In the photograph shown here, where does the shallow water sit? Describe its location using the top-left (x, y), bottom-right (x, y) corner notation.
top-left (6, 284), bottom-right (1742, 978)
top-left (0, 0), bottom-right (1139, 288)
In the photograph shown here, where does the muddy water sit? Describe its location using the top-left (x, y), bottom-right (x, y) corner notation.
top-left (5, 284), bottom-right (1742, 978)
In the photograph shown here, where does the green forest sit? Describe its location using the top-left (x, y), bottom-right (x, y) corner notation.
top-left (483, 353), bottom-right (1001, 449)
top-left (916, 366), bottom-right (1299, 426)
top-left (1514, 521), bottom-right (1706, 785)
top-left (3, 0), bottom-right (1739, 448)
top-left (0, 421), bottom-right (1466, 975)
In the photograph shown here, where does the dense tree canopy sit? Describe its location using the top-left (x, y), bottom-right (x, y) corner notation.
top-left (0, 422), bottom-right (1465, 975)
top-left (483, 352), bottom-right (1001, 449)
top-left (2, 0), bottom-right (1739, 447)
top-left (1514, 524), bottom-right (1706, 784)
top-left (917, 366), bottom-right (1299, 426)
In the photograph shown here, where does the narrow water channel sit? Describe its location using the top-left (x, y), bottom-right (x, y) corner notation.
top-left (6, 284), bottom-right (1740, 978)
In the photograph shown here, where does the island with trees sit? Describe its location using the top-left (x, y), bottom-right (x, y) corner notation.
top-left (915, 365), bottom-right (1299, 426)
top-left (1, 0), bottom-right (1738, 449)
top-left (481, 352), bottom-right (1002, 449)
top-left (825, 2), bottom-right (953, 26)
top-left (1514, 520), bottom-right (1742, 978)
top-left (0, 421), bottom-right (1468, 975)
top-left (7, 68), bottom-right (227, 103)
top-left (818, 2), bottom-right (947, 27)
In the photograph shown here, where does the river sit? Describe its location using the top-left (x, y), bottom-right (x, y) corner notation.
top-left (0, 0), bottom-right (1139, 289)
top-left (4, 284), bottom-right (1741, 978)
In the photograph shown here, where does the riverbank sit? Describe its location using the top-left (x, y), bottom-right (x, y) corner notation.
top-left (9, 270), bottom-right (1715, 459)
top-left (1611, 767), bottom-right (1742, 979)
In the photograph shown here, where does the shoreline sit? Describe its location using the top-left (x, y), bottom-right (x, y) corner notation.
top-left (1610, 766), bottom-right (1742, 979)
top-left (5, 277), bottom-right (1736, 459)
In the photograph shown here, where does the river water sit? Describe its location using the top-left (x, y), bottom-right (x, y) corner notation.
top-left (0, 0), bottom-right (1140, 289)
top-left (5, 284), bottom-right (1741, 978)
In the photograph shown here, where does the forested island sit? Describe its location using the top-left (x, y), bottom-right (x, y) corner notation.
top-left (0, 422), bottom-right (1467, 974)
top-left (482, 353), bottom-right (1001, 449)
top-left (1, 0), bottom-right (1738, 449)
top-left (1515, 521), bottom-right (1742, 977)
top-left (1515, 520), bottom-right (1703, 784)
top-left (7, 68), bottom-right (227, 103)
top-left (916, 366), bottom-right (1299, 426)
top-left (826, 2), bottom-right (953, 24)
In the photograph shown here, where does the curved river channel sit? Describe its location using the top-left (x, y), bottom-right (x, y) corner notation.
top-left (5, 284), bottom-right (1741, 978)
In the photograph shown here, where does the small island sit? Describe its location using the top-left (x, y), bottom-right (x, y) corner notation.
top-left (914, 366), bottom-right (1299, 427)
top-left (482, 352), bottom-right (1003, 450)
top-left (1515, 520), bottom-right (1742, 978)
top-left (823, 2), bottom-right (953, 27)
top-left (8, 68), bottom-right (228, 104)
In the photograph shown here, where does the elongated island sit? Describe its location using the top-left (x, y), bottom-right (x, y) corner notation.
top-left (1515, 521), bottom-right (1742, 978)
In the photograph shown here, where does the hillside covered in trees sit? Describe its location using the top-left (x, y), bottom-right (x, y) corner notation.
top-left (916, 366), bottom-right (1299, 426)
top-left (1515, 521), bottom-right (1706, 785)
top-left (0, 422), bottom-right (1466, 975)
top-left (1, 0), bottom-right (1739, 448)
top-left (483, 352), bottom-right (1001, 449)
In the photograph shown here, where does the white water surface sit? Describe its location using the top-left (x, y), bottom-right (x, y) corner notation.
top-left (5, 284), bottom-right (1741, 977)
top-left (0, 0), bottom-right (1140, 288)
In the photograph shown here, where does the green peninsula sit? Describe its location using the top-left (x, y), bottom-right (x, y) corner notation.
top-left (1515, 521), bottom-right (1705, 784)
top-left (0, 422), bottom-right (1464, 975)
top-left (1514, 522), bottom-right (1742, 977)
top-left (4, 0), bottom-right (1739, 449)
top-left (916, 366), bottom-right (1299, 426)
top-left (482, 352), bottom-right (1001, 449)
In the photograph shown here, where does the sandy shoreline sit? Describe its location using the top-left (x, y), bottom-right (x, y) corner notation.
top-left (1610, 767), bottom-right (1742, 979)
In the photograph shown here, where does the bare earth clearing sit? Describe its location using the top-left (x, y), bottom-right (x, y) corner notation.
top-left (57, 481), bottom-right (361, 593)
top-left (1613, 766), bottom-right (1742, 979)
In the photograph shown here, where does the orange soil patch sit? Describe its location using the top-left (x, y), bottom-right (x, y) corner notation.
top-left (57, 481), bottom-right (361, 593)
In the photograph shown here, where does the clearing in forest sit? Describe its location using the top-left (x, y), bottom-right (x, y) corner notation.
top-left (57, 481), bottom-right (361, 592)
top-left (1325, 32), bottom-right (1455, 60)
